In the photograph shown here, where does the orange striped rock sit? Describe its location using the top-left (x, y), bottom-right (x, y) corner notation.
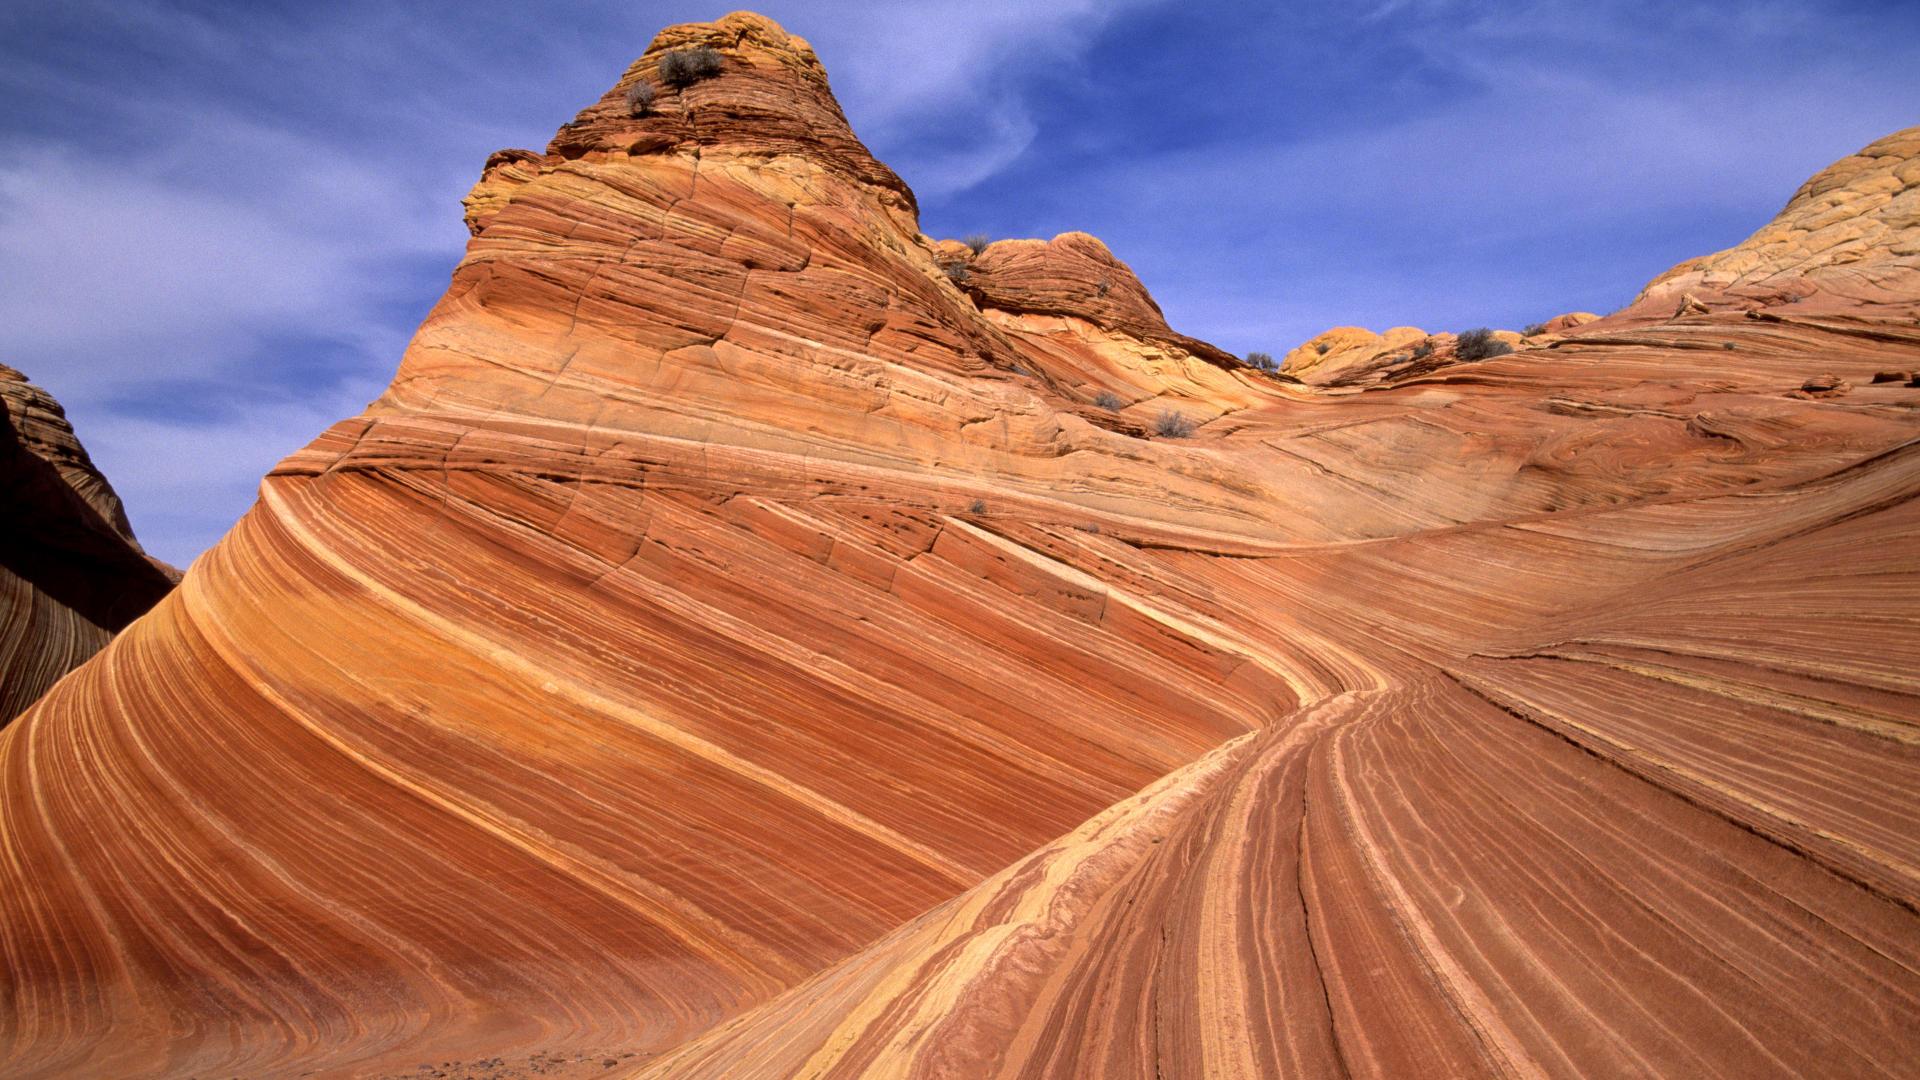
top-left (1, 13), bottom-right (1917, 1079)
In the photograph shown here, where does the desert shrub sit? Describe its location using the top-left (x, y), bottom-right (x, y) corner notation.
top-left (968, 498), bottom-right (987, 514)
top-left (1522, 322), bottom-right (1548, 336)
top-left (1093, 390), bottom-right (1125, 410)
top-left (1411, 339), bottom-right (1434, 359)
top-left (1454, 327), bottom-right (1512, 361)
top-left (1153, 410), bottom-right (1197, 438)
top-left (1315, 342), bottom-right (1331, 355)
top-left (962, 233), bottom-right (991, 257)
top-left (1723, 341), bottom-right (1738, 350)
top-left (624, 82), bottom-right (656, 116)
top-left (659, 46), bottom-right (723, 87)
top-left (1244, 351), bottom-right (1276, 370)
top-left (941, 261), bottom-right (970, 285)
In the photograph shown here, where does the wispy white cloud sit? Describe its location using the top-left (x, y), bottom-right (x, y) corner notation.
top-left (992, 1), bottom-right (1920, 358)
top-left (746, 0), bottom-right (1163, 198)
top-left (0, 1), bottom-right (554, 562)
top-left (0, 141), bottom-right (442, 397)
top-left (0, 87), bottom-right (469, 563)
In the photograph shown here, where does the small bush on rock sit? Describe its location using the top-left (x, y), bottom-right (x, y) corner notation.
top-left (1412, 339), bottom-right (1434, 359)
top-left (1153, 410), bottom-right (1197, 438)
top-left (941, 261), bottom-right (970, 285)
top-left (1094, 390), bottom-right (1125, 410)
top-left (1245, 351), bottom-right (1276, 371)
top-left (659, 47), bottom-right (723, 88)
top-left (625, 82), bottom-right (656, 116)
top-left (1522, 322), bottom-right (1548, 336)
top-left (1455, 327), bottom-right (1512, 361)
top-left (963, 234), bottom-right (991, 257)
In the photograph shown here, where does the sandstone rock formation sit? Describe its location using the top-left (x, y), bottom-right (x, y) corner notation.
top-left (1279, 323), bottom-right (1431, 384)
top-left (1624, 125), bottom-right (1920, 318)
top-left (2, 14), bottom-right (1918, 1079)
top-left (0, 364), bottom-right (175, 724)
top-left (1277, 313), bottom-right (1600, 388)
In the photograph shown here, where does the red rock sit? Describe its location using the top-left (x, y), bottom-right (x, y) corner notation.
top-left (961, 231), bottom-right (1237, 369)
top-left (0, 364), bottom-right (175, 724)
top-left (1542, 310), bottom-right (1601, 333)
top-left (1797, 373), bottom-right (1852, 397)
top-left (2, 13), bottom-right (1919, 1079)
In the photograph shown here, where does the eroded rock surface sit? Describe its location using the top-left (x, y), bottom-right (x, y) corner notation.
top-left (1277, 313), bottom-right (1600, 388)
top-left (1, 14), bottom-right (1917, 1079)
top-left (1625, 125), bottom-right (1920, 317)
top-left (0, 364), bottom-right (174, 724)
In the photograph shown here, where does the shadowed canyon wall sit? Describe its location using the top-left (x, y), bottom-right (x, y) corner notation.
top-left (1, 13), bottom-right (1917, 1079)
top-left (0, 364), bottom-right (175, 724)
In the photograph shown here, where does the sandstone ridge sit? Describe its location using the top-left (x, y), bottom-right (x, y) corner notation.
top-left (1275, 313), bottom-right (1608, 388)
top-left (1, 15), bottom-right (1917, 1079)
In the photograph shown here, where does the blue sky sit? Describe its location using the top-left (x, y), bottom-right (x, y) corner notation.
top-left (3, 0), bottom-right (1916, 566)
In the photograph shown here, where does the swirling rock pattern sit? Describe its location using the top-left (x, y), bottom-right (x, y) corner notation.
top-left (1, 14), bottom-right (1917, 1078)
top-left (0, 364), bottom-right (175, 724)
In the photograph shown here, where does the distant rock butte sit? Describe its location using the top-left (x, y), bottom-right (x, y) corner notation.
top-left (0, 364), bottom-right (175, 724)
top-left (1278, 314), bottom-right (1601, 387)
top-left (2, 13), bottom-right (1918, 1079)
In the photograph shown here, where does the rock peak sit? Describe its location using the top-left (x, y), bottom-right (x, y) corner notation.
top-left (532, 9), bottom-right (914, 216)
top-left (649, 11), bottom-right (823, 67)
top-left (463, 11), bottom-right (917, 235)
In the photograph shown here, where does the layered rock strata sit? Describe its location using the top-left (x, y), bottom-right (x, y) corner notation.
top-left (0, 15), bottom-right (1916, 1079)
top-left (0, 364), bottom-right (174, 723)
